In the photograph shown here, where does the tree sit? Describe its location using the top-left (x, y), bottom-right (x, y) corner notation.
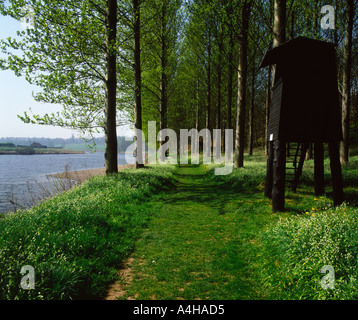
top-left (0, 0), bottom-right (121, 174)
top-left (234, 1), bottom-right (251, 168)
top-left (133, 0), bottom-right (145, 168)
top-left (205, 20), bottom-right (212, 155)
top-left (340, 0), bottom-right (355, 164)
top-left (226, 26), bottom-right (234, 133)
top-left (264, 0), bottom-right (286, 212)
top-left (170, 0), bottom-right (208, 134)
top-left (264, 63), bottom-right (272, 156)
top-left (248, 49), bottom-right (256, 156)
top-left (104, 0), bottom-right (118, 173)
top-left (140, 0), bottom-right (182, 158)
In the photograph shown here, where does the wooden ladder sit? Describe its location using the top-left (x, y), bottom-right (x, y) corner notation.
top-left (285, 142), bottom-right (308, 192)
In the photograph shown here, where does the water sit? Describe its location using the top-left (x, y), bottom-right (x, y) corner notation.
top-left (0, 152), bottom-right (135, 213)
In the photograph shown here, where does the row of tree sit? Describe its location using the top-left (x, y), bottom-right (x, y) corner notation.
top-left (0, 0), bottom-right (357, 173)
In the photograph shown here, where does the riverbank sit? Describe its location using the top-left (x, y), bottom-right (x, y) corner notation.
top-left (49, 164), bottom-right (135, 183)
top-left (0, 147), bottom-right (84, 155)
top-left (3, 153), bottom-right (358, 299)
top-left (0, 152), bottom-right (135, 214)
top-left (0, 164), bottom-right (176, 299)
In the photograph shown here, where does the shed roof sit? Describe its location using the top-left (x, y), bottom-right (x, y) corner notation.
top-left (259, 36), bottom-right (336, 69)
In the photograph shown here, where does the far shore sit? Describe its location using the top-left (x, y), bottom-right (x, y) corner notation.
top-left (0, 148), bottom-right (84, 155)
top-left (49, 164), bottom-right (136, 183)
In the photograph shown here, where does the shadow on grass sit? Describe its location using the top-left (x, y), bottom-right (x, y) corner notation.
top-left (169, 157), bottom-right (358, 216)
top-left (165, 164), bottom-right (265, 216)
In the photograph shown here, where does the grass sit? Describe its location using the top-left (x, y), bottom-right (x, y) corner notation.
top-left (0, 165), bottom-right (175, 299)
top-left (118, 163), bottom-right (280, 300)
top-left (3, 148), bottom-right (358, 300)
top-left (115, 151), bottom-right (358, 301)
top-left (260, 202), bottom-right (358, 299)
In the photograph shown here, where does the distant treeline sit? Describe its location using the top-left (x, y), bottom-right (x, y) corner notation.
top-left (0, 143), bottom-right (16, 148)
top-left (0, 136), bottom-right (134, 152)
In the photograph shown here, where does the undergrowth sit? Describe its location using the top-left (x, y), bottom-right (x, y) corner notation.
top-left (0, 165), bottom-right (175, 299)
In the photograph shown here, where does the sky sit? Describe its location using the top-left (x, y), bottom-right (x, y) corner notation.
top-left (0, 13), bottom-right (132, 139)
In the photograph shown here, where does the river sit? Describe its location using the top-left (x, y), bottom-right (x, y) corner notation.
top-left (0, 152), bottom-right (135, 214)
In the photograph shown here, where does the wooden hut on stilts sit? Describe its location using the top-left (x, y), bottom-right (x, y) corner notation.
top-left (260, 36), bottom-right (344, 212)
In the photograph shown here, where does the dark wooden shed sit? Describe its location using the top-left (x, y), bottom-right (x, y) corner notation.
top-left (260, 36), bottom-right (342, 143)
top-left (260, 36), bottom-right (344, 212)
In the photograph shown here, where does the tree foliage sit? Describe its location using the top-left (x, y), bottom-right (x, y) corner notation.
top-left (1, 0), bottom-right (358, 166)
top-left (1, 1), bottom-right (131, 136)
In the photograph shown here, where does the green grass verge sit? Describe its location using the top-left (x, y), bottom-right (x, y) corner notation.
top-left (118, 153), bottom-right (358, 300)
top-left (260, 202), bottom-right (358, 299)
top-left (119, 162), bottom-right (282, 300)
top-left (212, 153), bottom-right (358, 299)
top-left (3, 149), bottom-right (358, 300)
top-left (0, 165), bottom-right (175, 299)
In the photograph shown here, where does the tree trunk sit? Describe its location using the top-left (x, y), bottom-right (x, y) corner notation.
top-left (264, 1), bottom-right (273, 157)
top-left (273, 0), bottom-right (286, 47)
top-left (234, 1), bottom-right (251, 168)
top-left (104, 0), bottom-right (118, 174)
top-left (248, 53), bottom-right (255, 156)
top-left (227, 29), bottom-right (233, 132)
top-left (272, 139), bottom-right (286, 212)
top-left (159, 4), bottom-right (168, 161)
top-left (271, 0), bottom-right (286, 84)
top-left (225, 28), bottom-right (234, 155)
top-left (265, 64), bottom-right (272, 156)
top-left (266, 0), bottom-right (286, 210)
top-left (306, 143), bottom-right (313, 160)
top-left (206, 28), bottom-right (211, 157)
top-left (216, 26), bottom-right (223, 158)
top-left (265, 141), bottom-right (274, 198)
top-left (196, 80), bottom-right (199, 131)
top-left (216, 29), bottom-right (222, 130)
top-left (133, 0), bottom-right (144, 168)
top-left (329, 140), bottom-right (344, 206)
top-left (340, 0), bottom-right (354, 164)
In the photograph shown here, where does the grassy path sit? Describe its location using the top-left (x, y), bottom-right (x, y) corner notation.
top-left (107, 164), bottom-right (276, 300)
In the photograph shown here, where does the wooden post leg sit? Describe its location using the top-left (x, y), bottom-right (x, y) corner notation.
top-left (272, 139), bottom-right (286, 212)
top-left (265, 141), bottom-right (274, 198)
top-left (328, 140), bottom-right (344, 206)
top-left (314, 142), bottom-right (325, 196)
